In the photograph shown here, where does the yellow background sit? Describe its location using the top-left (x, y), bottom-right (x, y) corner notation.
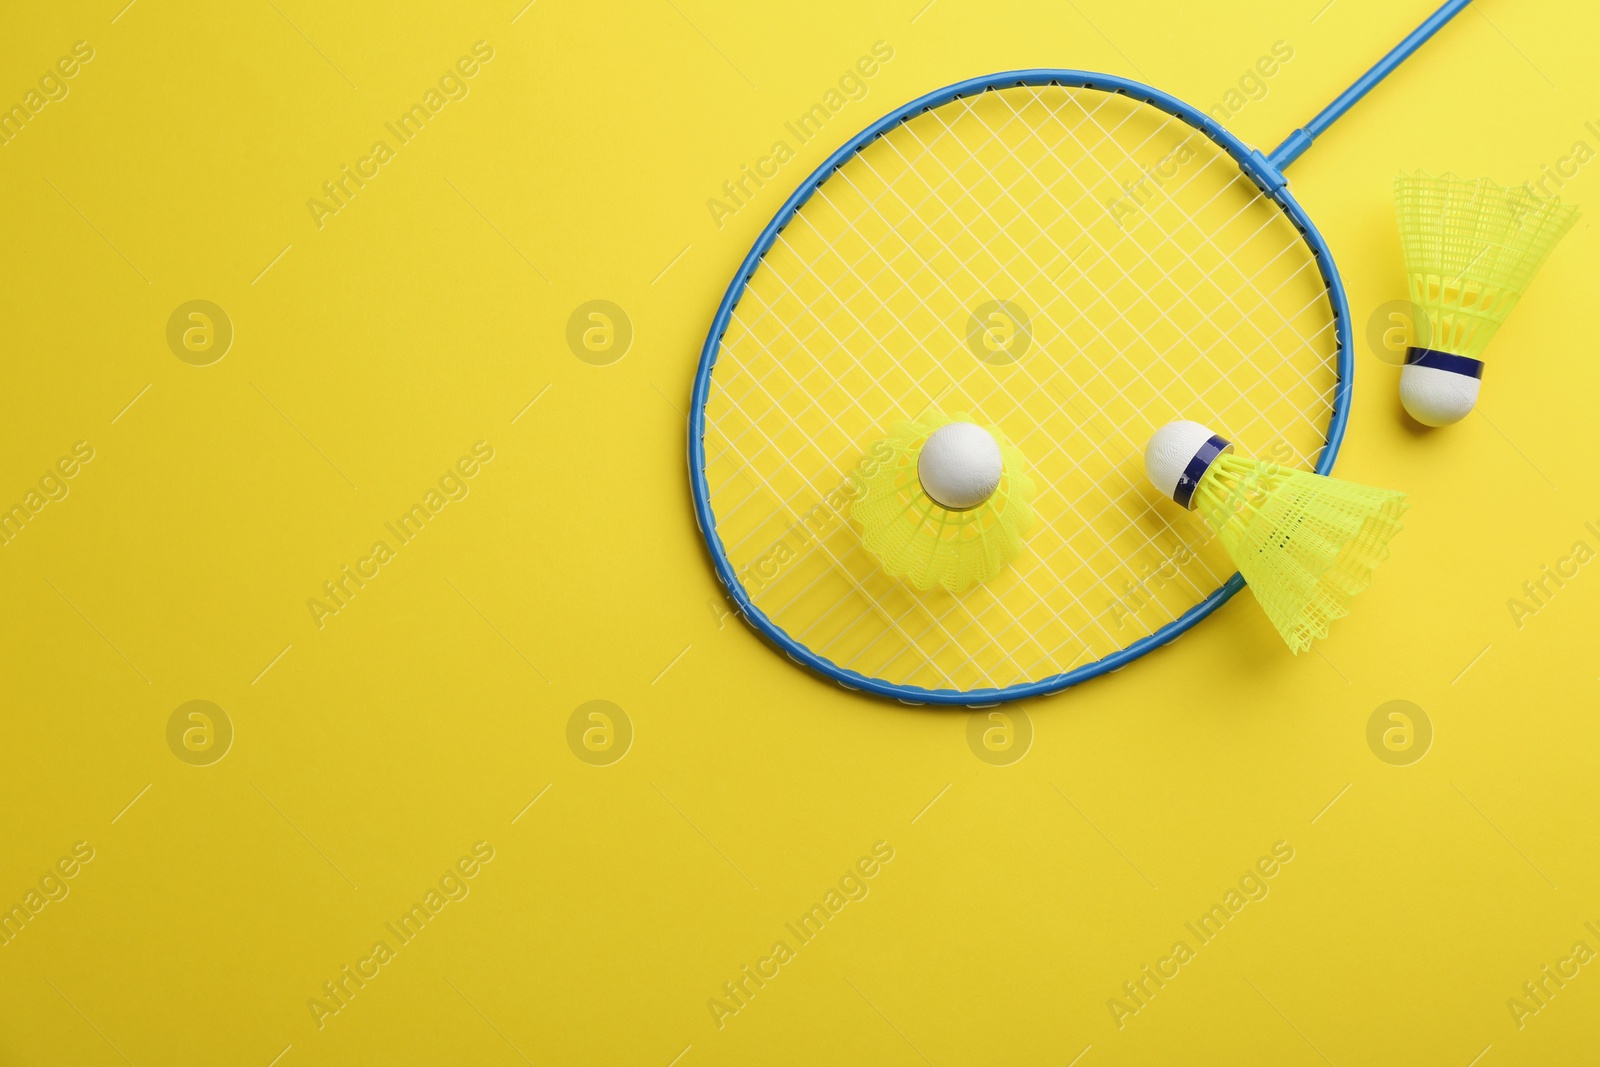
top-left (2, 0), bottom-right (1597, 1063)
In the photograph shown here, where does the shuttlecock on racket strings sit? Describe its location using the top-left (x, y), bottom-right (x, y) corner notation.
top-left (1145, 421), bottom-right (1407, 652)
top-left (852, 411), bottom-right (1035, 593)
top-left (1394, 172), bottom-right (1579, 426)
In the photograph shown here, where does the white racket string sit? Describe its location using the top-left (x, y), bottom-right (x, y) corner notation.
top-left (702, 84), bottom-right (1339, 689)
top-left (716, 102), bottom-right (1324, 684)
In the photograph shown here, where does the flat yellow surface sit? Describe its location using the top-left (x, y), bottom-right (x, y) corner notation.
top-left (1, 1), bottom-right (1597, 1064)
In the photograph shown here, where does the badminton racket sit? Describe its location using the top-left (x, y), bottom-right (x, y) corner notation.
top-left (690, 0), bottom-right (1472, 704)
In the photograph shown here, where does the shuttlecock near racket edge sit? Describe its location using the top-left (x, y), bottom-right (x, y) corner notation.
top-left (1393, 172), bottom-right (1579, 426)
top-left (852, 411), bottom-right (1035, 594)
top-left (1145, 421), bottom-right (1407, 652)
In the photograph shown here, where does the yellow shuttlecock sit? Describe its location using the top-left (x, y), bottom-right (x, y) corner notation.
top-left (1145, 421), bottom-right (1407, 652)
top-left (852, 410), bottom-right (1035, 593)
top-left (1394, 171), bottom-right (1579, 426)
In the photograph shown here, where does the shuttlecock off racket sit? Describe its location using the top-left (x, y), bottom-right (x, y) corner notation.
top-left (1394, 172), bottom-right (1579, 426)
top-left (852, 411), bottom-right (1035, 594)
top-left (1145, 421), bottom-right (1407, 652)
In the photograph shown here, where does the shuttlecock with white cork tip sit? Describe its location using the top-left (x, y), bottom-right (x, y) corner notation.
top-left (1393, 172), bottom-right (1579, 427)
top-left (1145, 420), bottom-right (1408, 651)
top-left (853, 411), bottom-right (1035, 594)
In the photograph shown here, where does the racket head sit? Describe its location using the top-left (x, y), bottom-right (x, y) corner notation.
top-left (690, 70), bottom-right (1353, 706)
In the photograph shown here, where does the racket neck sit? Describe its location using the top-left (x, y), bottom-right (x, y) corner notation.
top-left (1267, 0), bottom-right (1473, 171)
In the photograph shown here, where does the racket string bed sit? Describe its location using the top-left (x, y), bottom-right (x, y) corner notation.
top-left (699, 80), bottom-right (1345, 695)
top-left (720, 99), bottom-right (1329, 537)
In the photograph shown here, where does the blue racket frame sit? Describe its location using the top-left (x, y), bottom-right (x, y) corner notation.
top-left (689, 1), bottom-right (1470, 706)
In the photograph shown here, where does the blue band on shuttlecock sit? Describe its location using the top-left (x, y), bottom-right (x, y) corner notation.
top-left (1173, 434), bottom-right (1231, 510)
top-left (1405, 347), bottom-right (1484, 379)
